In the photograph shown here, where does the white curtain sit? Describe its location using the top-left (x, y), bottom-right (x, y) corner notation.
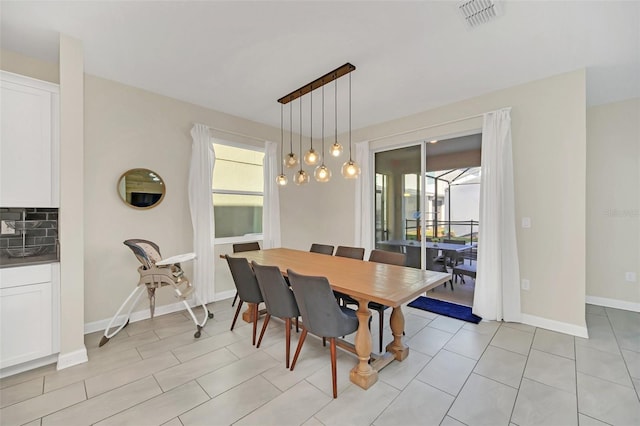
top-left (473, 108), bottom-right (521, 322)
top-left (354, 140), bottom-right (373, 253)
top-left (188, 124), bottom-right (215, 303)
top-left (262, 141), bottom-right (281, 249)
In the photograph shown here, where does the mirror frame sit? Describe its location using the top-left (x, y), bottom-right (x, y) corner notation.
top-left (117, 168), bottom-right (166, 210)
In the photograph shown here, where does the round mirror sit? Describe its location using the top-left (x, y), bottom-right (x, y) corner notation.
top-left (117, 168), bottom-right (166, 209)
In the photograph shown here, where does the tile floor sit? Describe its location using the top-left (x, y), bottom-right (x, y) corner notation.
top-left (1, 301), bottom-right (639, 426)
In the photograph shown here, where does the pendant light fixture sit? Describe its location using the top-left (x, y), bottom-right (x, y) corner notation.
top-left (294, 97), bottom-right (309, 185)
top-left (284, 102), bottom-right (298, 169)
top-left (341, 73), bottom-right (360, 179)
top-left (303, 89), bottom-right (320, 166)
top-left (314, 84), bottom-right (331, 182)
top-left (277, 63), bottom-right (355, 185)
top-left (276, 104), bottom-right (288, 186)
top-left (329, 78), bottom-right (343, 157)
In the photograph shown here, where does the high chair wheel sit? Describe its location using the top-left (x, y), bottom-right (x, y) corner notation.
top-left (208, 311), bottom-right (214, 319)
top-left (194, 331), bottom-right (201, 338)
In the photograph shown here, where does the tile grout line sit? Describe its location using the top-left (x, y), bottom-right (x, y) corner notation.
top-left (506, 323), bottom-right (536, 425)
top-left (438, 321), bottom-right (502, 422)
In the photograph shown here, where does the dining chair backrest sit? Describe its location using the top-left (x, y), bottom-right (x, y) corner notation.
top-left (225, 255), bottom-right (263, 304)
top-left (368, 249), bottom-right (406, 266)
top-left (251, 261), bottom-right (299, 319)
top-left (424, 247), bottom-right (441, 270)
top-left (287, 269), bottom-right (358, 338)
top-left (334, 246), bottom-right (365, 260)
top-left (309, 243), bottom-right (334, 256)
top-left (405, 246), bottom-right (442, 270)
top-left (405, 245), bottom-right (420, 269)
top-left (233, 242), bottom-right (261, 253)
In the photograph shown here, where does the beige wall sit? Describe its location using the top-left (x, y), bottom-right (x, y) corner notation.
top-left (281, 70), bottom-right (589, 332)
top-left (58, 35), bottom-right (86, 364)
top-left (83, 75), bottom-right (278, 323)
top-left (586, 98), bottom-right (640, 306)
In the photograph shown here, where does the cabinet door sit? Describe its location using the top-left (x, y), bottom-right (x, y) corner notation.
top-left (0, 282), bottom-right (53, 369)
top-left (0, 74), bottom-right (58, 207)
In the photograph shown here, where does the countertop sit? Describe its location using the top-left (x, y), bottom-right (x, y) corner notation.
top-left (0, 253), bottom-right (59, 269)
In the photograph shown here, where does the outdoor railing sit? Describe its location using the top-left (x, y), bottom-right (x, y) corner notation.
top-left (403, 219), bottom-right (479, 243)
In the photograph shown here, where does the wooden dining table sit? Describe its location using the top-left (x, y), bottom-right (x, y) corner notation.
top-left (226, 247), bottom-right (451, 390)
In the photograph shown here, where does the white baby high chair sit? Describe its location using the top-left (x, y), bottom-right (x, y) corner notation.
top-left (99, 239), bottom-right (213, 347)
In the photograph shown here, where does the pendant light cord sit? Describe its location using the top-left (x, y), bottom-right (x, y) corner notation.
top-left (280, 104), bottom-right (284, 174)
top-left (299, 97), bottom-right (303, 172)
top-left (321, 85), bottom-right (325, 164)
top-left (310, 89), bottom-right (313, 150)
top-left (289, 103), bottom-right (293, 154)
top-left (349, 73), bottom-right (352, 162)
top-left (334, 78), bottom-right (338, 144)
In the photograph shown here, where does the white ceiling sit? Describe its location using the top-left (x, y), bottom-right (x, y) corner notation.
top-left (1, 1), bottom-right (638, 134)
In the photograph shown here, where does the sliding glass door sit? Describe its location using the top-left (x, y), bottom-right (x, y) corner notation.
top-left (373, 135), bottom-right (482, 270)
top-left (374, 144), bottom-right (423, 266)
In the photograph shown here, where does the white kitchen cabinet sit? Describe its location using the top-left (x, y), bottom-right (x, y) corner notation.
top-left (0, 71), bottom-right (59, 207)
top-left (0, 264), bottom-right (59, 370)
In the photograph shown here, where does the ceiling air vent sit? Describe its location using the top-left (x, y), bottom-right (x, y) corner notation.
top-left (458, 0), bottom-right (502, 28)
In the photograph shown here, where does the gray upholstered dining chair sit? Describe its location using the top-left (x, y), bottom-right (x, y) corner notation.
top-left (333, 245), bottom-right (365, 311)
top-left (309, 243), bottom-right (334, 255)
top-left (231, 242), bottom-right (261, 307)
top-left (334, 245), bottom-right (365, 260)
top-left (407, 246), bottom-right (453, 290)
top-left (225, 255), bottom-right (263, 346)
top-left (369, 249), bottom-right (406, 266)
top-left (343, 249), bottom-right (407, 353)
top-left (251, 261), bottom-right (300, 368)
top-left (287, 269), bottom-right (359, 398)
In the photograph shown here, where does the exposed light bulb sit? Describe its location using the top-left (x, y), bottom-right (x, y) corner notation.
top-left (294, 169), bottom-right (310, 185)
top-left (276, 174), bottom-right (288, 186)
top-left (314, 164), bottom-right (331, 183)
top-left (329, 142), bottom-right (343, 157)
top-left (303, 149), bottom-right (320, 166)
top-left (341, 160), bottom-right (361, 179)
top-left (285, 153), bottom-right (299, 168)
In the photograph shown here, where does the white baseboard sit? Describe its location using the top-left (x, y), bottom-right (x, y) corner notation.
top-left (57, 347), bottom-right (88, 370)
top-left (521, 313), bottom-right (589, 338)
top-left (215, 289), bottom-right (236, 302)
top-left (84, 291), bottom-right (236, 335)
top-left (585, 296), bottom-right (640, 312)
top-left (0, 354), bottom-right (58, 379)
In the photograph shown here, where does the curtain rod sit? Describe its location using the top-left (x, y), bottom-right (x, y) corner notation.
top-left (199, 123), bottom-right (266, 143)
top-left (365, 112), bottom-right (485, 144)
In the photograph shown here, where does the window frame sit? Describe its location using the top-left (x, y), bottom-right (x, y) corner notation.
top-left (212, 139), bottom-right (265, 245)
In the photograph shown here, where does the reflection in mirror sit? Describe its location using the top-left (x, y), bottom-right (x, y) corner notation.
top-left (117, 168), bottom-right (166, 209)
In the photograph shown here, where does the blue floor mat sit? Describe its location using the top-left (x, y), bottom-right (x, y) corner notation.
top-left (407, 296), bottom-right (482, 323)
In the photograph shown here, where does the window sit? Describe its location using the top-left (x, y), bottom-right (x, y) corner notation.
top-left (212, 142), bottom-right (264, 241)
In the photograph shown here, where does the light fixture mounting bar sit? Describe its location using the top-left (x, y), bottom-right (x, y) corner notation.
top-left (277, 63), bottom-right (356, 105)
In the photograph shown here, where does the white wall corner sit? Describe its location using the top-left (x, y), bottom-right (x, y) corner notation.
top-left (521, 313), bottom-right (589, 338)
top-left (586, 296), bottom-right (640, 313)
top-left (57, 347), bottom-right (88, 370)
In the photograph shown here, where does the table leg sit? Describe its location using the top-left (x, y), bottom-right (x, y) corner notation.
top-left (242, 303), bottom-right (256, 323)
top-left (349, 298), bottom-right (378, 389)
top-left (386, 306), bottom-right (409, 360)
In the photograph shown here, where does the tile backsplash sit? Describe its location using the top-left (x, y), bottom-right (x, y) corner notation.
top-left (0, 207), bottom-right (58, 266)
